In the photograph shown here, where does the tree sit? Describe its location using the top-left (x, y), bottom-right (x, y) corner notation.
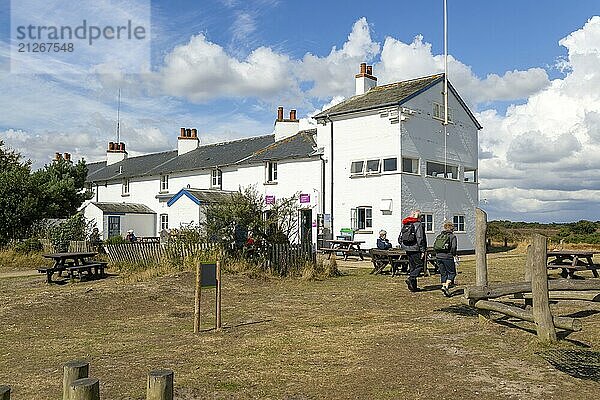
top-left (0, 141), bottom-right (92, 245)
top-left (32, 157), bottom-right (91, 218)
top-left (0, 141), bottom-right (41, 244)
top-left (569, 220), bottom-right (597, 235)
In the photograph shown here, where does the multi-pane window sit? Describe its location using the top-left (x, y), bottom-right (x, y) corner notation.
top-left (383, 157), bottom-right (397, 172)
top-left (464, 167), bottom-right (477, 182)
top-left (433, 102), bottom-right (453, 122)
top-left (160, 214), bottom-right (169, 231)
top-left (266, 161), bottom-right (278, 183)
top-left (350, 161), bottom-right (364, 175)
top-left (422, 213), bottom-right (434, 233)
top-left (122, 178), bottom-right (129, 195)
top-left (426, 161), bottom-right (458, 179)
top-left (211, 168), bottom-right (222, 188)
top-left (160, 175), bottom-right (169, 192)
top-left (351, 206), bottom-right (373, 230)
top-left (453, 215), bottom-right (465, 232)
top-left (402, 157), bottom-right (419, 174)
top-left (366, 159), bottom-right (380, 174)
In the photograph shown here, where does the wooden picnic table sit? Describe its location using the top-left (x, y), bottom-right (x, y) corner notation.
top-left (370, 247), bottom-right (439, 276)
top-left (322, 239), bottom-right (366, 261)
top-left (39, 252), bottom-right (106, 283)
top-left (547, 250), bottom-right (599, 279)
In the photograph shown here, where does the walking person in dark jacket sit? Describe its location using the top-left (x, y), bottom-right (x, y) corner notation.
top-left (399, 210), bottom-right (427, 292)
top-left (434, 220), bottom-right (458, 297)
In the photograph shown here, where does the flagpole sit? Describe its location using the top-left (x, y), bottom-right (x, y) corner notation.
top-left (443, 0), bottom-right (448, 220)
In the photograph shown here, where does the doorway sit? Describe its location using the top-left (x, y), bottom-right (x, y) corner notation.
top-left (299, 209), bottom-right (312, 247)
top-left (107, 216), bottom-right (121, 238)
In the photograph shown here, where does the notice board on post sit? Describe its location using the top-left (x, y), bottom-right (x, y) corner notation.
top-left (200, 263), bottom-right (217, 287)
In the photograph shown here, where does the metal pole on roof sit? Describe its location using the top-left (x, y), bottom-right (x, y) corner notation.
top-left (443, 0), bottom-right (449, 221)
top-left (116, 88), bottom-right (121, 143)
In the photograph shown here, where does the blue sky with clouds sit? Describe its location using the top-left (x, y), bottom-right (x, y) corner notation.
top-left (1, 0), bottom-right (600, 222)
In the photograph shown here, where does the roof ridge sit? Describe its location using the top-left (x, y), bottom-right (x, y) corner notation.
top-left (372, 73), bottom-right (444, 91)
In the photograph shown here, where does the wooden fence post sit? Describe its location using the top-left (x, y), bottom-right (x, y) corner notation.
top-left (531, 234), bottom-right (557, 343)
top-left (147, 370), bottom-right (174, 400)
top-left (67, 378), bottom-right (100, 400)
top-left (63, 360), bottom-right (89, 400)
top-left (0, 385), bottom-right (10, 400)
top-left (475, 208), bottom-right (489, 321)
top-left (194, 264), bottom-right (202, 334)
top-left (216, 261), bottom-right (222, 331)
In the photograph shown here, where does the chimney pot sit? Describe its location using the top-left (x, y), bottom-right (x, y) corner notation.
top-left (290, 109), bottom-right (297, 121)
top-left (360, 63), bottom-right (367, 74)
top-left (277, 106), bottom-right (284, 121)
top-left (191, 128), bottom-right (198, 138)
top-left (54, 152), bottom-right (61, 160)
top-left (63, 152), bottom-right (68, 160)
top-left (366, 65), bottom-right (373, 75)
top-left (120, 142), bottom-right (126, 152)
top-left (180, 127), bottom-right (186, 137)
top-left (186, 128), bottom-right (191, 137)
top-left (108, 142), bottom-right (114, 151)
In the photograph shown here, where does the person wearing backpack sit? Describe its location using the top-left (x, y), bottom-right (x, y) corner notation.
top-left (434, 220), bottom-right (458, 297)
top-left (399, 210), bottom-right (427, 292)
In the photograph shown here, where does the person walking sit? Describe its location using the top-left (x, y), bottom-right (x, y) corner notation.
top-left (434, 220), bottom-right (458, 297)
top-left (377, 230), bottom-right (393, 250)
top-left (399, 210), bottom-right (427, 292)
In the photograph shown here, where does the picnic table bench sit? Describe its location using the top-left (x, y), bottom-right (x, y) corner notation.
top-left (322, 239), bottom-right (366, 261)
top-left (370, 247), bottom-right (439, 276)
top-left (547, 250), bottom-right (599, 278)
top-left (38, 252), bottom-right (107, 283)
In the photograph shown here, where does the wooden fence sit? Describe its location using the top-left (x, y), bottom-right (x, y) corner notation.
top-left (103, 242), bottom-right (217, 264)
top-left (262, 242), bottom-right (315, 276)
top-left (38, 239), bottom-right (92, 253)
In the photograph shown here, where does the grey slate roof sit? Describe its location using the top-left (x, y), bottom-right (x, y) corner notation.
top-left (86, 135), bottom-right (275, 183)
top-left (86, 161), bottom-right (106, 176)
top-left (90, 202), bottom-right (156, 214)
top-left (185, 189), bottom-right (236, 203)
top-left (313, 73), bottom-right (482, 129)
top-left (242, 130), bottom-right (317, 163)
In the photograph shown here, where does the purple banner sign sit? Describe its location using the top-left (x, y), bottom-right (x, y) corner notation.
top-left (265, 195), bottom-right (275, 204)
top-left (299, 193), bottom-right (310, 203)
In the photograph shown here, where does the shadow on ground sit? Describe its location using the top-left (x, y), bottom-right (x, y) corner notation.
top-left (539, 349), bottom-right (600, 382)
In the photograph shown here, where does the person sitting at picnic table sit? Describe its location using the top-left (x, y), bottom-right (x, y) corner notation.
top-left (377, 230), bottom-right (393, 250)
top-left (125, 229), bottom-right (138, 242)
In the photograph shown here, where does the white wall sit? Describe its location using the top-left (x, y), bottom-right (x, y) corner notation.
top-left (83, 203), bottom-right (104, 237)
top-left (168, 194), bottom-right (202, 229)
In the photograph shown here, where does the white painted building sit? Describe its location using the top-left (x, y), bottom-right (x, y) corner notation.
top-left (314, 64), bottom-right (481, 250)
top-left (84, 64), bottom-right (480, 250)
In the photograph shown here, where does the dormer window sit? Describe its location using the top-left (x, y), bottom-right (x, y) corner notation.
top-left (211, 168), bottom-right (222, 189)
top-left (160, 174), bottom-right (169, 192)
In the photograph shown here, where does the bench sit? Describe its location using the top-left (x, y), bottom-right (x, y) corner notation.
top-left (547, 264), bottom-right (600, 278)
top-left (66, 262), bottom-right (107, 281)
top-left (37, 266), bottom-right (59, 284)
top-left (321, 248), bottom-right (365, 261)
top-left (369, 249), bottom-right (409, 276)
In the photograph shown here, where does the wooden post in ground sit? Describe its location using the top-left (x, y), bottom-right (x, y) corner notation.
top-left (216, 261), bottom-right (222, 331)
top-left (63, 360), bottom-right (89, 400)
top-left (531, 234), bottom-right (557, 343)
top-left (194, 263), bottom-right (202, 334)
top-left (147, 370), bottom-right (174, 400)
top-left (67, 378), bottom-right (100, 400)
top-left (475, 208), bottom-right (489, 321)
top-left (0, 385), bottom-right (10, 400)
top-left (524, 244), bottom-right (534, 307)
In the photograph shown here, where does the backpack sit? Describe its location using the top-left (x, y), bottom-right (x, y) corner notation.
top-left (433, 231), bottom-right (452, 252)
top-left (400, 223), bottom-right (417, 245)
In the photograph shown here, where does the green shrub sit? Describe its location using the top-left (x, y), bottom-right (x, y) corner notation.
top-left (104, 235), bottom-right (126, 244)
top-left (12, 238), bottom-right (43, 253)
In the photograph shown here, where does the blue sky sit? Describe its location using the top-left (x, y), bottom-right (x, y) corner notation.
top-left (1, 0), bottom-right (600, 222)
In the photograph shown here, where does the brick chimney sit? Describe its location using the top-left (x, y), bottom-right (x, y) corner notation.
top-left (274, 107), bottom-right (299, 141)
top-left (63, 152), bottom-right (72, 163)
top-left (106, 141), bottom-right (128, 165)
top-left (178, 127), bottom-right (200, 155)
top-left (53, 152), bottom-right (62, 162)
top-left (355, 62), bottom-right (377, 95)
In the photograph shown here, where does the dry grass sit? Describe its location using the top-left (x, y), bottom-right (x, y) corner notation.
top-left (1, 252), bottom-right (600, 399)
top-left (0, 250), bottom-right (49, 273)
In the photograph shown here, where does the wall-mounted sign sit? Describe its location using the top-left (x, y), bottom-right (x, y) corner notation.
top-left (265, 195), bottom-right (275, 204)
top-left (299, 193), bottom-right (311, 204)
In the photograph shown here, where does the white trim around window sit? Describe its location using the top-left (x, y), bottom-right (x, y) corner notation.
top-left (160, 174), bottom-right (169, 192)
top-left (160, 214), bottom-right (169, 231)
top-left (211, 168), bottom-right (222, 189)
top-left (422, 213), bottom-right (434, 233)
top-left (265, 161), bottom-right (278, 183)
top-left (453, 215), bottom-right (465, 233)
top-left (122, 178), bottom-right (130, 196)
